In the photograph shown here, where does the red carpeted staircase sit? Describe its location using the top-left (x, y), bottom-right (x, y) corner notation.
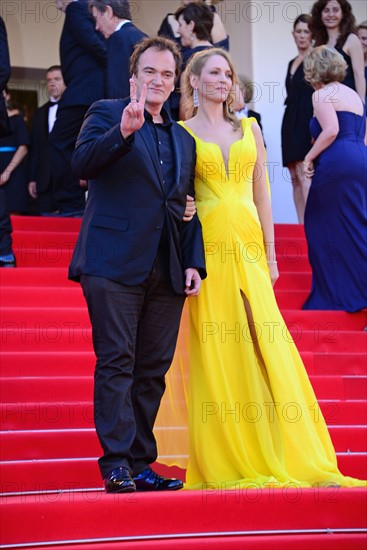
top-left (0, 216), bottom-right (366, 549)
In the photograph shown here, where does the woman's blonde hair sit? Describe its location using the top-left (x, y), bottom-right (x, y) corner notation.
top-left (303, 45), bottom-right (347, 87)
top-left (182, 47), bottom-right (240, 128)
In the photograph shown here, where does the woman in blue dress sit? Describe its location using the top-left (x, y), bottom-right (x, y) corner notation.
top-left (302, 46), bottom-right (367, 312)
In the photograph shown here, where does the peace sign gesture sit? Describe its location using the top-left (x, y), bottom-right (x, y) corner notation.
top-left (120, 78), bottom-right (148, 139)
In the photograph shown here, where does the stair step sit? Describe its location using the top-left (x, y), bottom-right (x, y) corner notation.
top-left (274, 224), bottom-right (306, 239)
top-left (1, 350), bottom-right (366, 378)
top-left (0, 486), bottom-right (365, 548)
top-left (1, 454), bottom-right (365, 494)
top-left (1, 375), bottom-right (366, 402)
top-left (9, 219), bottom-right (306, 238)
top-left (1, 325), bottom-right (365, 353)
top-left (0, 534), bottom-right (365, 550)
top-left (282, 310), bottom-right (367, 331)
top-left (10, 245), bottom-right (312, 271)
top-left (11, 230), bottom-right (310, 258)
top-left (10, 215), bottom-right (81, 232)
top-left (310, 376), bottom-right (367, 400)
top-left (12, 230), bottom-right (79, 248)
top-left (1, 400), bottom-right (365, 431)
top-left (1, 424), bottom-right (366, 462)
top-left (1, 303), bottom-right (366, 338)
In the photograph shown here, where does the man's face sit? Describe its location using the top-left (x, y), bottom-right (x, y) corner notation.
top-left (91, 6), bottom-right (116, 39)
top-left (46, 70), bottom-right (66, 100)
top-left (132, 48), bottom-right (176, 111)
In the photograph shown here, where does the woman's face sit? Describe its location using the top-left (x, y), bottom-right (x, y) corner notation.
top-left (177, 15), bottom-right (193, 47)
top-left (321, 0), bottom-right (343, 31)
top-left (194, 54), bottom-right (233, 104)
top-left (292, 21), bottom-right (312, 51)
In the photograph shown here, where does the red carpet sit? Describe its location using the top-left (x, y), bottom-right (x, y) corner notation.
top-left (0, 216), bottom-right (366, 549)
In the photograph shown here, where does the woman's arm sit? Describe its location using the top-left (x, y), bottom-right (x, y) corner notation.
top-left (344, 33), bottom-right (366, 101)
top-left (251, 122), bottom-right (279, 286)
top-left (211, 12), bottom-right (227, 44)
top-left (303, 88), bottom-right (339, 178)
top-left (0, 145), bottom-right (28, 185)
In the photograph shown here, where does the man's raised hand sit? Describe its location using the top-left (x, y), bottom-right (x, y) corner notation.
top-left (120, 78), bottom-right (147, 139)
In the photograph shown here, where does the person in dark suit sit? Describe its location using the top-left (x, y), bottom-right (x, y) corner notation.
top-left (89, 0), bottom-right (146, 100)
top-left (49, 0), bottom-right (106, 215)
top-left (28, 66), bottom-right (66, 213)
top-left (0, 16), bottom-right (15, 267)
top-left (69, 36), bottom-right (206, 493)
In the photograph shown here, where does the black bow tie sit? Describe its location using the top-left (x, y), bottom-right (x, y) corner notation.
top-left (49, 100), bottom-right (59, 106)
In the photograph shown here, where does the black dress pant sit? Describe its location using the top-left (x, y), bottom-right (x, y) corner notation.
top-left (80, 264), bottom-right (185, 478)
top-left (0, 187), bottom-right (13, 256)
top-left (49, 105), bottom-right (87, 213)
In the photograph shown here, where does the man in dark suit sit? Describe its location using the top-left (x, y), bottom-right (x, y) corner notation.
top-left (89, 0), bottom-right (146, 100)
top-left (0, 16), bottom-right (15, 268)
top-left (69, 37), bottom-right (206, 493)
top-left (49, 0), bottom-right (106, 215)
top-left (28, 66), bottom-right (66, 213)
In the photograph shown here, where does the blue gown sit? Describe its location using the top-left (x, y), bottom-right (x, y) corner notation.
top-left (303, 110), bottom-right (367, 312)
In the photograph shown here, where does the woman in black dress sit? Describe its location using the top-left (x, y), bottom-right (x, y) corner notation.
top-left (0, 89), bottom-right (29, 214)
top-left (281, 14), bottom-right (313, 224)
top-left (310, 0), bottom-right (365, 101)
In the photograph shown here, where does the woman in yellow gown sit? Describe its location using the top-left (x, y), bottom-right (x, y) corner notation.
top-left (168, 48), bottom-right (365, 490)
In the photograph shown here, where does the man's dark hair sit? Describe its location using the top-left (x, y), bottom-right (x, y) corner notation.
top-left (130, 36), bottom-right (182, 79)
top-left (175, 3), bottom-right (214, 42)
top-left (88, 0), bottom-right (131, 20)
top-left (46, 65), bottom-right (62, 73)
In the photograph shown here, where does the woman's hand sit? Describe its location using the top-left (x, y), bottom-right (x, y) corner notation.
top-left (28, 181), bottom-right (37, 198)
top-left (268, 262), bottom-right (279, 286)
top-left (183, 194), bottom-right (196, 221)
top-left (303, 158), bottom-right (314, 181)
top-left (0, 170), bottom-right (11, 186)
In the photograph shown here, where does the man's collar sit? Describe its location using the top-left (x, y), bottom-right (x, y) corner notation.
top-left (144, 105), bottom-right (172, 127)
top-left (115, 20), bottom-right (131, 32)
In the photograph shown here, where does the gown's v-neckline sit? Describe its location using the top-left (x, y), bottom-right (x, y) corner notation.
top-left (181, 121), bottom-right (245, 180)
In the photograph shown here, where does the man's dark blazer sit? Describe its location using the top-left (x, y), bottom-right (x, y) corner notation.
top-left (69, 100), bottom-right (206, 294)
top-left (29, 102), bottom-right (53, 193)
top-left (59, 0), bottom-right (106, 107)
top-left (106, 23), bottom-right (147, 100)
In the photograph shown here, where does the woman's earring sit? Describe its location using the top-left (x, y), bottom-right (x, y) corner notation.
top-left (193, 88), bottom-right (199, 108)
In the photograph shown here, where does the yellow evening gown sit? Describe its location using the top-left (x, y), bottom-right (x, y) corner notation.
top-left (156, 117), bottom-right (365, 489)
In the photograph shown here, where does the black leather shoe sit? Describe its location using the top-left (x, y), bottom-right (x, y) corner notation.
top-left (0, 258), bottom-right (16, 268)
top-left (133, 467), bottom-right (183, 491)
top-left (103, 467), bottom-right (136, 494)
